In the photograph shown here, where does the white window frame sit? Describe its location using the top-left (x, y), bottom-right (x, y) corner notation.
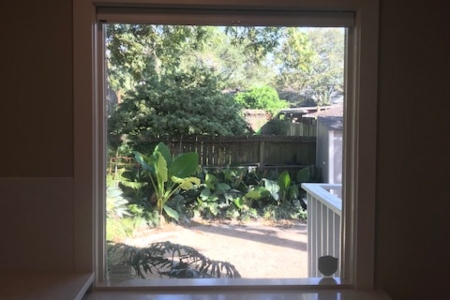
top-left (74, 0), bottom-right (379, 291)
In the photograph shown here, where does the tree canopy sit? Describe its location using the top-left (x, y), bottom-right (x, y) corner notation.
top-left (108, 66), bottom-right (251, 152)
top-left (106, 24), bottom-right (345, 150)
top-left (234, 86), bottom-right (288, 115)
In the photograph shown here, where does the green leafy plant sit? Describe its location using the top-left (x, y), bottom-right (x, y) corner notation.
top-left (192, 173), bottom-right (237, 219)
top-left (134, 142), bottom-right (200, 222)
top-left (106, 186), bottom-right (131, 219)
top-left (262, 170), bottom-right (300, 205)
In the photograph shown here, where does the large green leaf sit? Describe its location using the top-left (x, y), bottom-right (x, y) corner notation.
top-left (133, 151), bottom-right (153, 172)
top-left (172, 176), bottom-right (200, 188)
top-left (245, 190), bottom-right (261, 200)
top-left (289, 185), bottom-right (300, 199)
top-left (233, 197), bottom-right (245, 209)
top-left (296, 167), bottom-right (311, 183)
top-left (215, 183), bottom-right (231, 194)
top-left (154, 142), bottom-right (172, 166)
top-left (163, 205), bottom-right (179, 221)
top-left (278, 170), bottom-right (291, 191)
top-left (262, 178), bottom-right (280, 201)
top-left (209, 203), bottom-right (219, 216)
top-left (154, 152), bottom-right (168, 184)
top-left (200, 187), bottom-right (211, 200)
top-left (254, 186), bottom-right (270, 198)
top-left (169, 152), bottom-right (199, 178)
top-left (120, 181), bottom-right (146, 190)
top-left (205, 173), bottom-right (218, 189)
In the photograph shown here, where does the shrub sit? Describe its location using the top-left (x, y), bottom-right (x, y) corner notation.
top-left (234, 86), bottom-right (288, 115)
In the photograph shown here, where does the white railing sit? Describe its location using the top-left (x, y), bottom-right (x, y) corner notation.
top-left (301, 183), bottom-right (342, 277)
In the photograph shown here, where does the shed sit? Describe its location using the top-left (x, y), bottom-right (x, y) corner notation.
top-left (304, 105), bottom-right (343, 184)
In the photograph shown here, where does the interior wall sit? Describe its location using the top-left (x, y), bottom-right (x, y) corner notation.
top-left (0, 0), bottom-right (73, 177)
top-left (0, 0), bottom-right (449, 299)
top-left (375, 1), bottom-right (450, 299)
top-left (0, 0), bottom-right (74, 272)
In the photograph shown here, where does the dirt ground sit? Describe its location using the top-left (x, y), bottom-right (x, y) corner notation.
top-left (120, 219), bottom-right (308, 279)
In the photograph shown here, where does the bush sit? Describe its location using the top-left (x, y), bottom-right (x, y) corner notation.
top-left (234, 86), bottom-right (288, 115)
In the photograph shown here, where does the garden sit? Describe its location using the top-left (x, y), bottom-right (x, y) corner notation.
top-left (106, 142), bottom-right (320, 280)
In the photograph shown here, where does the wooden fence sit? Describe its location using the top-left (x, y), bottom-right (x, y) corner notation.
top-left (285, 122), bottom-right (317, 136)
top-left (128, 135), bottom-right (316, 167)
top-left (259, 120), bottom-right (317, 137)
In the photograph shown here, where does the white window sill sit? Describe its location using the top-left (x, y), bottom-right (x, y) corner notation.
top-left (96, 277), bottom-right (349, 289)
top-left (85, 289), bottom-right (391, 300)
top-left (89, 278), bottom-right (392, 300)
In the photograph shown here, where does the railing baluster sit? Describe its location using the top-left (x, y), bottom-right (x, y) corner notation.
top-left (302, 183), bottom-right (342, 278)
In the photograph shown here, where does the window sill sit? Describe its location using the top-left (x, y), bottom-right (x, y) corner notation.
top-left (90, 278), bottom-right (390, 299)
top-left (0, 272), bottom-right (94, 300)
top-left (85, 288), bottom-right (391, 300)
top-left (96, 277), bottom-right (350, 290)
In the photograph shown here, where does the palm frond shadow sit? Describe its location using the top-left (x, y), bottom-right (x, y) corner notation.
top-left (108, 241), bottom-right (241, 279)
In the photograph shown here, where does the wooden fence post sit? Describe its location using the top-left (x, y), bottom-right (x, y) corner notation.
top-left (259, 140), bottom-right (265, 166)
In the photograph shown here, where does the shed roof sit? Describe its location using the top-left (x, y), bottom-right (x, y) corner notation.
top-left (305, 105), bottom-right (343, 131)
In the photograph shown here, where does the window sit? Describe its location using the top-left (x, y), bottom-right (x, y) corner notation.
top-left (74, 0), bottom-right (379, 290)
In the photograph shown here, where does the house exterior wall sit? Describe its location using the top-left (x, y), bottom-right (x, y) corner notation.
top-left (316, 121), bottom-right (330, 183)
top-left (316, 120), bottom-right (342, 184)
top-left (0, 1), bottom-right (449, 299)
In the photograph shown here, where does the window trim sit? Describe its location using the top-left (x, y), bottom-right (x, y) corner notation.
top-left (73, 0), bottom-right (378, 290)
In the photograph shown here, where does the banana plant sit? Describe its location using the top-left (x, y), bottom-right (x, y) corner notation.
top-left (134, 142), bottom-right (200, 222)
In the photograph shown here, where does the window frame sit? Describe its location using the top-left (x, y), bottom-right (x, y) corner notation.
top-left (73, 0), bottom-right (379, 290)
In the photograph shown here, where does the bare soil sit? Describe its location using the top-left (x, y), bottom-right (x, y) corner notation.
top-left (120, 218), bottom-right (308, 279)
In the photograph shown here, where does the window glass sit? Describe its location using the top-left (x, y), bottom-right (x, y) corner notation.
top-left (104, 23), bottom-right (346, 283)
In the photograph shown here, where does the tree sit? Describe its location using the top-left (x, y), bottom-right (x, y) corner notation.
top-left (181, 27), bottom-right (277, 90)
top-left (234, 86), bottom-right (288, 115)
top-left (274, 28), bottom-right (345, 106)
top-left (225, 26), bottom-right (284, 64)
top-left (108, 67), bottom-right (251, 153)
top-left (275, 28), bottom-right (315, 92)
top-left (302, 28), bottom-right (345, 106)
top-left (106, 24), bottom-right (213, 107)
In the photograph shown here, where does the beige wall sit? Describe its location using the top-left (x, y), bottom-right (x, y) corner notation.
top-left (0, 1), bottom-right (73, 177)
top-left (0, 1), bottom-right (74, 272)
top-left (376, 1), bottom-right (450, 299)
top-left (0, 0), bottom-right (449, 299)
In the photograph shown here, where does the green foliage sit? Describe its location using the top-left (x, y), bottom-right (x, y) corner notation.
top-left (277, 170), bottom-right (300, 203)
top-left (258, 118), bottom-right (290, 136)
top-left (106, 218), bottom-right (135, 242)
top-left (183, 166), bottom-right (314, 222)
top-left (106, 186), bottom-right (131, 219)
top-left (134, 142), bottom-right (200, 222)
top-left (106, 204), bottom-right (160, 242)
top-left (225, 27), bottom-right (284, 64)
top-left (276, 28), bottom-right (345, 106)
top-left (274, 28), bottom-right (315, 96)
top-left (234, 86), bottom-right (288, 115)
top-left (263, 204), bottom-right (307, 221)
top-left (128, 204), bottom-right (160, 228)
top-left (191, 172), bottom-right (238, 219)
top-left (108, 67), bottom-right (251, 152)
top-left (106, 24), bottom-right (213, 96)
top-left (108, 241), bottom-right (241, 279)
top-left (106, 25), bottom-right (345, 122)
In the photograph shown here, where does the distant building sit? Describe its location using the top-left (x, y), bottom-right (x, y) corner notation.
top-left (304, 105), bottom-right (343, 184)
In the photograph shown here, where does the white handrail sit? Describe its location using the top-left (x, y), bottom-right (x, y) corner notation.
top-left (302, 184), bottom-right (342, 215)
top-left (302, 183), bottom-right (342, 278)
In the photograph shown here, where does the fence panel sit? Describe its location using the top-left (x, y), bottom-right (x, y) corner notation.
top-left (109, 136), bottom-right (316, 175)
